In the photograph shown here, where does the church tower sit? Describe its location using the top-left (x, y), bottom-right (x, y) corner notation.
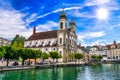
top-left (59, 10), bottom-right (67, 30)
top-left (57, 10), bottom-right (68, 62)
top-left (69, 19), bottom-right (76, 34)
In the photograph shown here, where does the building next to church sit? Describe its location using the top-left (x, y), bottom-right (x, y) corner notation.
top-left (89, 41), bottom-right (120, 61)
top-left (0, 37), bottom-right (10, 46)
top-left (24, 10), bottom-right (83, 62)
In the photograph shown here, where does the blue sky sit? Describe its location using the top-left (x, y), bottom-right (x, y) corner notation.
top-left (0, 0), bottom-right (120, 46)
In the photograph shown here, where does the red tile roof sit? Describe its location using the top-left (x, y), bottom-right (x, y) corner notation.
top-left (26, 30), bottom-right (57, 41)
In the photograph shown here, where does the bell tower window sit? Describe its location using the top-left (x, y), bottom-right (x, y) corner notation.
top-left (60, 22), bottom-right (63, 29)
top-left (60, 38), bottom-right (62, 44)
top-left (65, 23), bottom-right (67, 28)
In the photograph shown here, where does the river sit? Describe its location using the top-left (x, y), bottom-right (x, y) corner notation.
top-left (0, 64), bottom-right (120, 80)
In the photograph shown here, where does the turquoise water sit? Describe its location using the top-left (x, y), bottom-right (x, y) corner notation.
top-left (0, 64), bottom-right (120, 80)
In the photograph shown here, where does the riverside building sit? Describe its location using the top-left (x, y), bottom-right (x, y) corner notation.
top-left (89, 41), bottom-right (120, 61)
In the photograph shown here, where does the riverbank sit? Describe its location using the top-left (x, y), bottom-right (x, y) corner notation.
top-left (0, 62), bottom-right (120, 72)
top-left (0, 66), bottom-right (35, 71)
top-left (0, 63), bottom-right (84, 72)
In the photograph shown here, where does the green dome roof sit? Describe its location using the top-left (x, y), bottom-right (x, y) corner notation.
top-left (70, 19), bottom-right (75, 25)
top-left (59, 11), bottom-right (67, 19)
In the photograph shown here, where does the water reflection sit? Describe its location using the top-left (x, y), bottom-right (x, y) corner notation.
top-left (0, 64), bottom-right (120, 80)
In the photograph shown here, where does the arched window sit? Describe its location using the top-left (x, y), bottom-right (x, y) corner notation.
top-left (59, 51), bottom-right (62, 54)
top-left (60, 22), bottom-right (63, 29)
top-left (60, 38), bottom-right (62, 44)
top-left (65, 23), bottom-right (67, 28)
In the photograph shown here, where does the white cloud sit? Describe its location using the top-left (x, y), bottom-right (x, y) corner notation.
top-left (26, 6), bottom-right (83, 23)
top-left (109, 24), bottom-right (120, 29)
top-left (0, 7), bottom-right (59, 40)
top-left (36, 21), bottom-right (58, 32)
top-left (68, 10), bottom-right (95, 18)
top-left (77, 31), bottom-right (106, 46)
top-left (78, 31), bottom-right (105, 40)
top-left (91, 40), bottom-right (107, 46)
top-left (0, 1), bottom-right (33, 40)
top-left (0, 0), bottom-right (61, 40)
top-left (84, 0), bottom-right (119, 11)
top-left (85, 0), bottom-right (111, 6)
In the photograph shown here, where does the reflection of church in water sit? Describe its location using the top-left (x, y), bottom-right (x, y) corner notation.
top-left (24, 10), bottom-right (78, 62)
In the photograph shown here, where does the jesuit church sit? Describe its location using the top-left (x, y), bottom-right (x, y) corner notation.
top-left (24, 10), bottom-right (79, 62)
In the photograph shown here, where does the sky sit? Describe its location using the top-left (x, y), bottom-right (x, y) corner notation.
top-left (0, 0), bottom-right (120, 46)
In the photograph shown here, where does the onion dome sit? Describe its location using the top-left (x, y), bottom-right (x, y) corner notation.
top-left (59, 11), bottom-right (67, 19)
top-left (69, 19), bottom-right (75, 25)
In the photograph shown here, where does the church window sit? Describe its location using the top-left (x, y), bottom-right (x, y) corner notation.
top-left (60, 38), bottom-right (62, 44)
top-left (60, 22), bottom-right (63, 29)
top-left (46, 48), bottom-right (48, 51)
top-left (66, 38), bottom-right (68, 44)
top-left (65, 23), bottom-right (67, 28)
top-left (35, 42), bottom-right (37, 46)
top-left (59, 51), bottom-right (62, 54)
top-left (48, 41), bottom-right (51, 46)
top-left (54, 48), bottom-right (55, 50)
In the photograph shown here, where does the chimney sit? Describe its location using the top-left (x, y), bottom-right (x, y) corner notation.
top-left (33, 26), bottom-right (36, 34)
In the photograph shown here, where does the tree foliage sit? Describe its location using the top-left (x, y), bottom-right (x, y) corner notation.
top-left (91, 55), bottom-right (98, 60)
top-left (41, 52), bottom-right (49, 61)
top-left (4, 46), bottom-right (16, 66)
top-left (74, 53), bottom-right (84, 60)
top-left (30, 50), bottom-right (42, 64)
top-left (91, 55), bottom-right (103, 61)
top-left (74, 53), bottom-right (84, 63)
top-left (0, 46), bottom-right (6, 58)
top-left (97, 55), bottom-right (103, 60)
top-left (49, 51), bottom-right (61, 62)
top-left (68, 54), bottom-right (74, 59)
top-left (11, 35), bottom-right (26, 48)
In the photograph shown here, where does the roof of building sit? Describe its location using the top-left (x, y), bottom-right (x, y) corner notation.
top-left (0, 37), bottom-right (10, 46)
top-left (106, 44), bottom-right (118, 49)
top-left (27, 30), bottom-right (57, 41)
top-left (0, 37), bottom-right (10, 42)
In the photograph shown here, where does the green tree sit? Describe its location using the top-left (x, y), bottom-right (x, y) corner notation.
top-left (0, 46), bottom-right (6, 58)
top-left (74, 53), bottom-right (84, 63)
top-left (41, 52), bottom-right (49, 62)
top-left (11, 35), bottom-right (26, 48)
top-left (30, 50), bottom-right (42, 65)
top-left (49, 52), bottom-right (61, 63)
top-left (18, 48), bottom-right (29, 66)
top-left (68, 54), bottom-right (74, 62)
top-left (4, 46), bottom-right (15, 66)
top-left (91, 55), bottom-right (98, 61)
top-left (97, 55), bottom-right (103, 61)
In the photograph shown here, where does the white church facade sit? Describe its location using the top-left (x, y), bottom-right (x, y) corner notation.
top-left (24, 10), bottom-right (78, 62)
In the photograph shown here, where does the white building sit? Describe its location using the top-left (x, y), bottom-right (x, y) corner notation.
top-left (89, 41), bottom-right (120, 61)
top-left (24, 10), bottom-right (78, 62)
top-left (0, 37), bottom-right (10, 46)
